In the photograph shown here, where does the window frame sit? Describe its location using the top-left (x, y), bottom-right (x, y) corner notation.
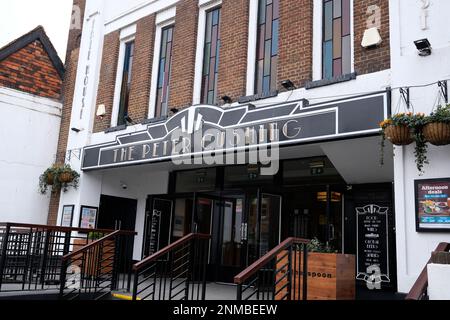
top-left (254, 0), bottom-right (280, 95)
top-left (148, 12), bottom-right (176, 119)
top-left (313, 0), bottom-right (354, 82)
top-left (111, 25), bottom-right (136, 128)
top-left (193, 0), bottom-right (223, 106)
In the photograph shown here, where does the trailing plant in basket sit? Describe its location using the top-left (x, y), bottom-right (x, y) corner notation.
top-left (39, 164), bottom-right (80, 194)
top-left (423, 104), bottom-right (450, 146)
top-left (380, 112), bottom-right (428, 173)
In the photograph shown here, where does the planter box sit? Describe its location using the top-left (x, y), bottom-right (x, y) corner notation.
top-left (276, 252), bottom-right (356, 300)
top-left (427, 263), bottom-right (450, 300)
top-left (72, 239), bottom-right (115, 276)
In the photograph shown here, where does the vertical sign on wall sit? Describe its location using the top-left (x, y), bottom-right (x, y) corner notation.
top-left (149, 210), bottom-right (161, 255)
top-left (356, 205), bottom-right (391, 286)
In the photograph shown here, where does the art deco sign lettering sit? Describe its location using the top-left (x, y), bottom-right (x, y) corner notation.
top-left (82, 91), bottom-right (388, 171)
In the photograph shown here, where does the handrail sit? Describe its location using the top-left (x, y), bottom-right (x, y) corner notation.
top-left (0, 222), bottom-right (116, 234)
top-left (234, 237), bottom-right (310, 285)
top-left (62, 230), bottom-right (137, 261)
top-left (133, 233), bottom-right (211, 272)
top-left (406, 242), bottom-right (450, 300)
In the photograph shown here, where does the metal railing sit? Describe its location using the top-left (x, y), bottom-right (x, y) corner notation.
top-left (0, 223), bottom-right (115, 293)
top-left (59, 230), bottom-right (136, 300)
top-left (406, 242), bottom-right (450, 300)
top-left (132, 233), bottom-right (210, 301)
top-left (234, 238), bottom-right (310, 301)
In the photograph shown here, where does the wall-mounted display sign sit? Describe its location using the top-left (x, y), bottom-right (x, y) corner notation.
top-left (60, 205), bottom-right (74, 227)
top-left (356, 205), bottom-right (391, 285)
top-left (78, 206), bottom-right (98, 231)
top-left (82, 91), bottom-right (389, 171)
top-left (415, 178), bottom-right (450, 232)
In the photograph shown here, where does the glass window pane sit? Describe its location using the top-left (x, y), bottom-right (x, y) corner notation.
top-left (323, 41), bottom-right (333, 79)
top-left (272, 19), bottom-right (279, 56)
top-left (324, 1), bottom-right (333, 41)
top-left (342, 0), bottom-right (351, 35)
top-left (264, 40), bottom-right (271, 76)
top-left (333, 58), bottom-right (342, 76)
top-left (258, 0), bottom-right (266, 24)
top-left (333, 0), bottom-right (342, 18)
top-left (342, 35), bottom-right (351, 74)
top-left (333, 18), bottom-right (342, 59)
top-left (265, 4), bottom-right (273, 40)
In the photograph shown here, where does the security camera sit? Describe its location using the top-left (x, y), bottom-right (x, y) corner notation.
top-left (120, 182), bottom-right (128, 190)
top-left (414, 38), bottom-right (432, 56)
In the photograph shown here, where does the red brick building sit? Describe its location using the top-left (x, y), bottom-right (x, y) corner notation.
top-left (54, 0), bottom-right (397, 296)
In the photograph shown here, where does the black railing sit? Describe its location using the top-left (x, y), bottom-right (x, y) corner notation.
top-left (0, 223), bottom-right (115, 293)
top-left (234, 238), bottom-right (310, 301)
top-left (132, 233), bottom-right (210, 301)
top-left (59, 230), bottom-right (136, 300)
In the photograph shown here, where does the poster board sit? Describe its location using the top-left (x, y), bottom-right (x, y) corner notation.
top-left (415, 178), bottom-right (450, 232)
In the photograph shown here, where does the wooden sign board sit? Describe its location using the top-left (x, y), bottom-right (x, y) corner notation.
top-left (276, 252), bottom-right (356, 300)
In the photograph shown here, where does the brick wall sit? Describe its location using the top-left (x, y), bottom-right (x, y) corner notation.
top-left (168, 0), bottom-right (199, 110)
top-left (354, 0), bottom-right (390, 75)
top-left (216, 0), bottom-right (249, 104)
top-left (47, 48), bottom-right (80, 225)
top-left (92, 31), bottom-right (121, 133)
top-left (47, 0), bottom-right (86, 225)
top-left (0, 40), bottom-right (62, 100)
top-left (128, 14), bottom-right (156, 123)
top-left (278, 0), bottom-right (313, 90)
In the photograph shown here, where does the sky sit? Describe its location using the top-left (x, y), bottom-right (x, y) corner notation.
top-left (0, 0), bottom-right (73, 61)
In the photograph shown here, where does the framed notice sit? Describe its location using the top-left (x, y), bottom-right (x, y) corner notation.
top-left (60, 205), bottom-right (74, 227)
top-left (78, 206), bottom-right (98, 231)
top-left (415, 178), bottom-right (450, 232)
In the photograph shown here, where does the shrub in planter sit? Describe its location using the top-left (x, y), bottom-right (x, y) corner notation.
top-left (380, 113), bottom-right (428, 173)
top-left (423, 104), bottom-right (450, 146)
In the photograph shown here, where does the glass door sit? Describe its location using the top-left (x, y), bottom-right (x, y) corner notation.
top-left (246, 189), bottom-right (282, 265)
top-left (143, 196), bottom-right (174, 258)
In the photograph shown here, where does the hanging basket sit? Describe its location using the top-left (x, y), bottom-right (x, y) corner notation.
top-left (59, 172), bottom-right (74, 183)
top-left (384, 125), bottom-right (414, 146)
top-left (46, 173), bottom-right (55, 185)
top-left (423, 122), bottom-right (450, 146)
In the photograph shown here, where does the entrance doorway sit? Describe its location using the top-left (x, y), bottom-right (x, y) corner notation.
top-left (97, 195), bottom-right (138, 270)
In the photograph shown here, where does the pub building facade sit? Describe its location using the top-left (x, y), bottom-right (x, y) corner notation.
top-left (49, 0), bottom-right (450, 296)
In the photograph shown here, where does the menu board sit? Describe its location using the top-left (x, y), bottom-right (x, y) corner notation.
top-left (356, 205), bottom-right (390, 284)
top-left (415, 179), bottom-right (450, 232)
top-left (61, 205), bottom-right (74, 227)
top-left (79, 206), bottom-right (98, 230)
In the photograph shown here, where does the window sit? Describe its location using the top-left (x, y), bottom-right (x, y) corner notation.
top-left (201, 7), bottom-right (221, 105)
top-left (255, 0), bottom-right (279, 94)
top-left (117, 41), bottom-right (135, 126)
top-left (155, 26), bottom-right (174, 118)
top-left (322, 0), bottom-right (351, 79)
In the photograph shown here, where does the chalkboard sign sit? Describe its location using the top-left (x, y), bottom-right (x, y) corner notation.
top-left (149, 209), bottom-right (161, 255)
top-left (356, 205), bottom-right (391, 285)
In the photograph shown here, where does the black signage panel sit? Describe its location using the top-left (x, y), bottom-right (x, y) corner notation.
top-left (82, 91), bottom-right (389, 171)
top-left (356, 205), bottom-right (390, 285)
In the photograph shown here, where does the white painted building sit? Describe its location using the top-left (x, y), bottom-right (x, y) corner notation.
top-left (0, 27), bottom-right (64, 225)
top-left (390, 0), bottom-right (450, 294)
top-left (54, 0), bottom-right (450, 297)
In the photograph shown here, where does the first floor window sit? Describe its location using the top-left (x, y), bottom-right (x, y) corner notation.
top-left (322, 0), bottom-right (351, 79)
top-left (155, 26), bottom-right (174, 118)
top-left (201, 7), bottom-right (221, 105)
top-left (117, 41), bottom-right (135, 126)
top-left (255, 0), bottom-right (279, 94)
